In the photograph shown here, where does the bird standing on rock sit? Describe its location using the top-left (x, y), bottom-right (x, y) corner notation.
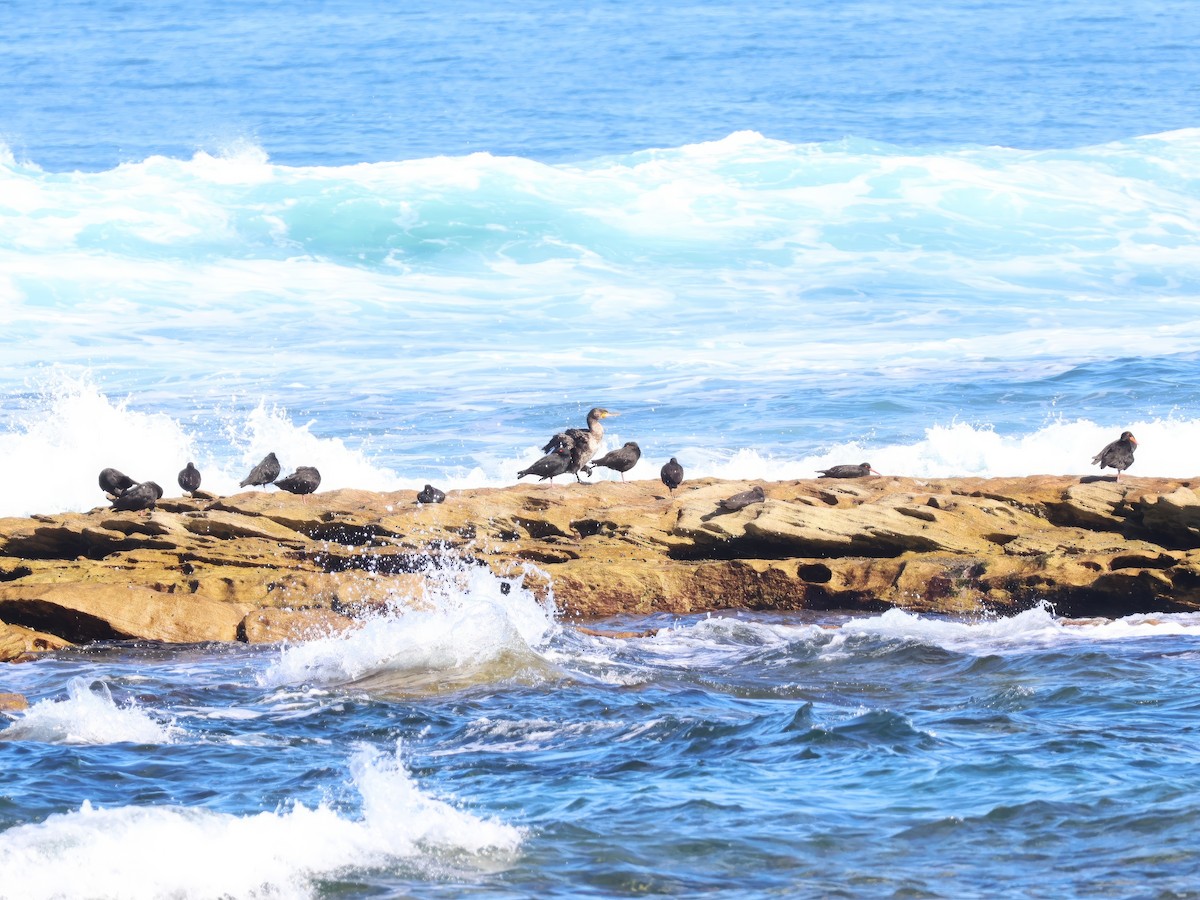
top-left (274, 466), bottom-right (321, 495)
top-left (542, 407), bottom-right (616, 482)
top-left (1091, 431), bottom-right (1137, 481)
top-left (660, 457), bottom-right (684, 494)
top-left (817, 462), bottom-right (880, 479)
top-left (417, 484), bottom-right (446, 504)
top-left (239, 452), bottom-right (281, 488)
top-left (177, 462), bottom-right (201, 496)
top-left (587, 441), bottom-right (641, 481)
top-left (518, 445), bottom-right (573, 483)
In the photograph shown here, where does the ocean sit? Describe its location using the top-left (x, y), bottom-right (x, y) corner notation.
top-left (3, 0), bottom-right (1200, 896)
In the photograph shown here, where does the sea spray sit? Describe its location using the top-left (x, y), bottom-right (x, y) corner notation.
top-left (261, 564), bottom-right (560, 696)
top-left (0, 677), bottom-right (181, 745)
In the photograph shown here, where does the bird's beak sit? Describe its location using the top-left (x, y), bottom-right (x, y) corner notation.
top-left (870, 468), bottom-right (882, 476)
top-left (1130, 436), bottom-right (1138, 445)
top-left (604, 411), bottom-right (618, 418)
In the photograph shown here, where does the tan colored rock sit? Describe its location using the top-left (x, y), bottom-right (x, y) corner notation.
top-left (0, 692), bottom-right (28, 711)
top-left (0, 620), bottom-right (73, 660)
top-left (1138, 486), bottom-right (1200, 548)
top-left (2, 475), bottom-right (1200, 657)
top-left (0, 583), bottom-right (251, 643)
top-left (238, 607), bottom-right (360, 644)
top-left (1054, 482), bottom-right (1134, 530)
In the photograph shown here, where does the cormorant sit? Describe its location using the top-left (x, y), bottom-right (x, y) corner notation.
top-left (239, 452), bottom-right (281, 488)
top-left (660, 457), bottom-right (684, 493)
top-left (586, 441), bottom-right (641, 481)
top-left (817, 462), bottom-right (880, 479)
top-left (177, 462), bottom-right (201, 496)
top-left (417, 484), bottom-right (446, 504)
top-left (1091, 432), bottom-right (1137, 481)
top-left (543, 407), bottom-right (616, 482)
top-left (274, 466), bottom-right (321, 495)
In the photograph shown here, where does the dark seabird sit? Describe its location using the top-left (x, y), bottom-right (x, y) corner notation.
top-left (518, 445), bottom-right (573, 482)
top-left (1091, 431), bottom-right (1137, 481)
top-left (586, 441), bottom-right (641, 481)
top-left (543, 407), bottom-right (617, 482)
top-left (719, 485), bottom-right (766, 511)
top-left (112, 481), bottom-right (163, 513)
top-left (660, 457), bottom-right (684, 493)
top-left (817, 462), bottom-right (881, 479)
top-left (239, 452), bottom-right (281, 488)
top-left (274, 466), bottom-right (321, 495)
top-left (177, 462), bottom-right (201, 496)
top-left (99, 467), bottom-right (136, 498)
top-left (417, 484), bottom-right (446, 504)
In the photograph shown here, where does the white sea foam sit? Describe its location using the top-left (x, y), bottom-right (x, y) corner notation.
top-left (3, 369), bottom-right (1197, 518)
top-left (0, 677), bottom-right (180, 745)
top-left (261, 565), bottom-right (559, 695)
top-left (0, 743), bottom-right (522, 900)
top-left (833, 605), bottom-right (1200, 656)
top-left (672, 416), bottom-right (1200, 482)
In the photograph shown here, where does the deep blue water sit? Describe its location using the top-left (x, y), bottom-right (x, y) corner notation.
top-left (6, 1), bottom-right (1200, 170)
top-left (3, 1), bottom-right (1200, 896)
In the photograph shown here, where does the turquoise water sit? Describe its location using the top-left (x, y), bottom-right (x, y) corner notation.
top-left (3, 1), bottom-right (1200, 896)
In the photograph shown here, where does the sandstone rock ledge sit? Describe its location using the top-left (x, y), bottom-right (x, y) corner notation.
top-left (3, 475), bottom-right (1200, 660)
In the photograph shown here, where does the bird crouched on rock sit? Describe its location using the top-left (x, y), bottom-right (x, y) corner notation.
top-left (719, 485), bottom-right (765, 511)
top-left (817, 462), bottom-right (880, 479)
top-left (417, 484), bottom-right (446, 504)
top-left (112, 481), bottom-right (163, 513)
top-left (1092, 431), bottom-right (1137, 481)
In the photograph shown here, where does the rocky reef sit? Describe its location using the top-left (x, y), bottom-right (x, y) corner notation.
top-left (3, 474), bottom-right (1200, 661)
